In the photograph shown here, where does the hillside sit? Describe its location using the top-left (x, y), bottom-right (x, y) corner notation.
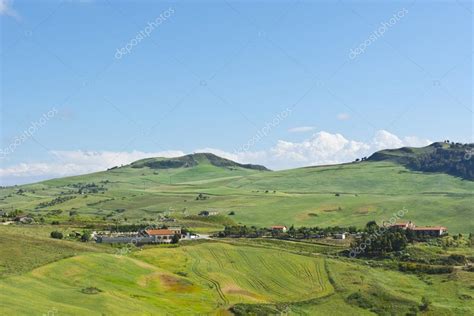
top-left (369, 142), bottom-right (474, 180)
top-left (1, 240), bottom-right (473, 315)
top-left (0, 148), bottom-right (473, 233)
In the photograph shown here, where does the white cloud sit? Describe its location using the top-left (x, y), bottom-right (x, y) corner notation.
top-left (372, 130), bottom-right (404, 150)
top-left (0, 130), bottom-right (432, 185)
top-left (288, 126), bottom-right (316, 133)
top-left (0, 150), bottom-right (184, 180)
top-left (195, 147), bottom-right (267, 165)
top-left (402, 136), bottom-right (432, 147)
top-left (0, 0), bottom-right (19, 19)
top-left (268, 130), bottom-right (431, 168)
top-left (337, 113), bottom-right (351, 121)
top-left (270, 131), bottom-right (370, 168)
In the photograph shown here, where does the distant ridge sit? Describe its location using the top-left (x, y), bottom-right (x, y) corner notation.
top-left (130, 152), bottom-right (270, 171)
top-left (368, 142), bottom-right (474, 180)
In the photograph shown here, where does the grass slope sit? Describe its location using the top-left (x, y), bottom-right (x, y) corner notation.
top-left (1, 240), bottom-right (472, 315)
top-left (0, 226), bottom-right (106, 277)
top-left (0, 242), bottom-right (333, 315)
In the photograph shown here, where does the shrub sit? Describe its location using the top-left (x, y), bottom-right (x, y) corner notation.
top-left (445, 254), bottom-right (467, 265)
top-left (81, 287), bottom-right (102, 295)
top-left (346, 292), bottom-right (373, 309)
top-left (171, 234), bottom-right (180, 244)
top-left (81, 231), bottom-right (92, 242)
top-left (230, 303), bottom-right (280, 315)
top-left (50, 231), bottom-right (63, 239)
top-left (399, 262), bottom-right (453, 274)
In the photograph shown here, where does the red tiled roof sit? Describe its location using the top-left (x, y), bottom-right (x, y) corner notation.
top-left (146, 229), bottom-right (175, 236)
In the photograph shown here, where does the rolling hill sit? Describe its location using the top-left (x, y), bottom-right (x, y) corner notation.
top-left (1, 144), bottom-right (473, 315)
top-left (368, 142), bottom-right (474, 180)
top-left (1, 239), bottom-right (473, 315)
top-left (0, 143), bottom-right (473, 233)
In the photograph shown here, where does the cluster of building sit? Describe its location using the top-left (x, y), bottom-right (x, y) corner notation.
top-left (269, 220), bottom-right (448, 240)
top-left (95, 227), bottom-right (183, 244)
top-left (389, 221), bottom-right (448, 237)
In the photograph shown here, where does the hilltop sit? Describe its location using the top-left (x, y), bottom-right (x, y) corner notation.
top-left (368, 142), bottom-right (474, 180)
top-left (129, 152), bottom-right (270, 171)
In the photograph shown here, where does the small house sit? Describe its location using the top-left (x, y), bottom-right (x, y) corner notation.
top-left (334, 232), bottom-right (347, 240)
top-left (14, 215), bottom-right (33, 224)
top-left (198, 210), bottom-right (219, 217)
top-left (271, 226), bottom-right (288, 233)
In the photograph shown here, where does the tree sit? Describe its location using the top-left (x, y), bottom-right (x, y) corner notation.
top-left (171, 234), bottom-right (180, 244)
top-left (365, 221), bottom-right (378, 232)
top-left (288, 225), bottom-right (296, 238)
top-left (81, 230), bottom-right (91, 242)
top-left (50, 231), bottom-right (63, 239)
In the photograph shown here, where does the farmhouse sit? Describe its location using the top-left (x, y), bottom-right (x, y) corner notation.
top-left (145, 229), bottom-right (177, 243)
top-left (389, 221), bottom-right (447, 237)
top-left (198, 210), bottom-right (219, 217)
top-left (167, 227), bottom-right (182, 235)
top-left (412, 226), bottom-right (448, 237)
top-left (14, 215), bottom-right (34, 224)
top-left (271, 226), bottom-right (288, 233)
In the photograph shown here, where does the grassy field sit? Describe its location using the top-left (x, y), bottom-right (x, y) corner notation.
top-left (0, 225), bottom-right (107, 277)
top-left (0, 241), bottom-right (335, 315)
top-left (1, 157), bottom-right (472, 233)
top-left (1, 238), bottom-right (472, 315)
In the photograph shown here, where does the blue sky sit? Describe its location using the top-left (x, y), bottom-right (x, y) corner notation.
top-left (0, 0), bottom-right (472, 185)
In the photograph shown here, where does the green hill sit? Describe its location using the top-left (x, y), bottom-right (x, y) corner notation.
top-left (0, 148), bottom-right (473, 233)
top-left (130, 152), bottom-right (270, 171)
top-left (369, 142), bottom-right (474, 180)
